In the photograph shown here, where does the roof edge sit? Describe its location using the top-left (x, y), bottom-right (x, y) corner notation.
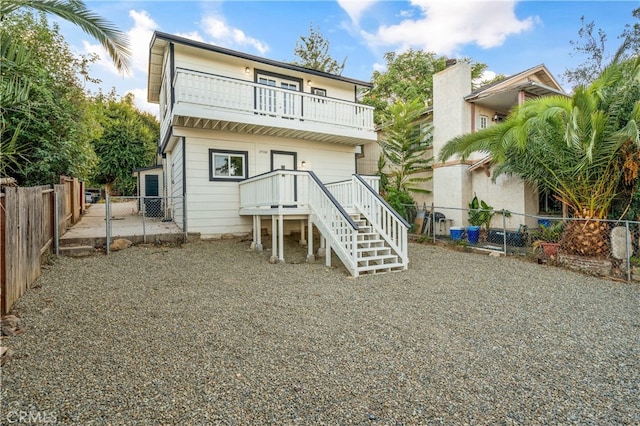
top-left (150, 31), bottom-right (373, 88)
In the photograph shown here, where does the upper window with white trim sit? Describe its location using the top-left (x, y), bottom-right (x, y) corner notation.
top-left (209, 149), bottom-right (248, 181)
top-left (478, 115), bottom-right (489, 130)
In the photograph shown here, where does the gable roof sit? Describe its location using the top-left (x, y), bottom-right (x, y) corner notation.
top-left (465, 64), bottom-right (566, 102)
top-left (148, 31), bottom-right (372, 103)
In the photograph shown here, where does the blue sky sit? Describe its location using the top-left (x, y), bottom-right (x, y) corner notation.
top-left (54, 1), bottom-right (638, 115)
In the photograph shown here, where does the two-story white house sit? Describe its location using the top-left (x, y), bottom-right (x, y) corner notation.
top-left (147, 31), bottom-right (408, 276)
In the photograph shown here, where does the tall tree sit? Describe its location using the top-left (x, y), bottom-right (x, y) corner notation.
top-left (1, 12), bottom-right (98, 184)
top-left (363, 50), bottom-right (487, 124)
top-left (1, 0), bottom-right (130, 73)
top-left (439, 56), bottom-right (640, 256)
top-left (564, 7), bottom-right (640, 89)
top-left (379, 98), bottom-right (433, 195)
top-left (292, 24), bottom-right (345, 75)
top-left (90, 92), bottom-right (159, 195)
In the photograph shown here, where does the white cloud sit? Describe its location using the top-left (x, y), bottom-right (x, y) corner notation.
top-left (373, 62), bottom-right (386, 73)
top-left (78, 9), bottom-right (158, 78)
top-left (201, 15), bottom-right (269, 55)
top-left (337, 0), bottom-right (378, 24)
top-left (127, 10), bottom-right (158, 74)
top-left (175, 31), bottom-right (205, 43)
top-left (361, 0), bottom-right (536, 56)
top-left (127, 88), bottom-right (160, 117)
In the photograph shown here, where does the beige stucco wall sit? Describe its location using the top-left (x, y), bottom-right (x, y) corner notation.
top-left (432, 62), bottom-right (473, 221)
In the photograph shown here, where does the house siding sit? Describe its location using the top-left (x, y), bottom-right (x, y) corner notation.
top-left (170, 141), bottom-right (185, 229)
top-left (173, 44), bottom-right (356, 101)
top-left (178, 128), bottom-right (357, 238)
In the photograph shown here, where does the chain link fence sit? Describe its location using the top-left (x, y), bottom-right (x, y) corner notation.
top-left (105, 195), bottom-right (186, 254)
top-left (408, 204), bottom-right (640, 283)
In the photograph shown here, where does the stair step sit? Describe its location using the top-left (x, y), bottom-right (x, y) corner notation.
top-left (357, 262), bottom-right (406, 274)
top-left (357, 239), bottom-right (385, 248)
top-left (357, 246), bottom-right (391, 255)
top-left (357, 254), bottom-right (399, 266)
top-left (356, 232), bottom-right (379, 240)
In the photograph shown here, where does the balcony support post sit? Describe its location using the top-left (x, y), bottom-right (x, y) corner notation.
top-left (269, 215), bottom-right (278, 264)
top-left (317, 235), bottom-right (326, 258)
top-left (299, 219), bottom-right (306, 246)
top-left (278, 213), bottom-right (284, 263)
top-left (306, 217), bottom-right (315, 262)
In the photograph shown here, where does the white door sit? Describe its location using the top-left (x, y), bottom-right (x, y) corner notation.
top-left (256, 75), bottom-right (300, 117)
top-left (271, 151), bottom-right (297, 203)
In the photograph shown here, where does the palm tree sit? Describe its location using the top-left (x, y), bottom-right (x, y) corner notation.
top-left (439, 56), bottom-right (640, 257)
top-left (1, 0), bottom-right (130, 177)
top-left (1, 0), bottom-right (131, 73)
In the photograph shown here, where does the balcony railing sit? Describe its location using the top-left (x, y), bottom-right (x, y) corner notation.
top-left (165, 68), bottom-right (375, 137)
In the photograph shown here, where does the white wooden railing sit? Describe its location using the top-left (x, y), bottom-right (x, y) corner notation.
top-left (326, 175), bottom-right (380, 208)
top-left (306, 172), bottom-right (360, 276)
top-left (350, 175), bottom-right (409, 267)
top-left (239, 171), bottom-right (406, 275)
top-left (239, 170), bottom-right (309, 209)
top-left (172, 68), bottom-right (375, 131)
top-left (239, 170), bottom-right (359, 275)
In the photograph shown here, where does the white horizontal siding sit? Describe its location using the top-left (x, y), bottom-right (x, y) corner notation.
top-left (174, 45), bottom-right (357, 102)
top-left (170, 142), bottom-right (184, 228)
top-left (180, 129), bottom-right (356, 237)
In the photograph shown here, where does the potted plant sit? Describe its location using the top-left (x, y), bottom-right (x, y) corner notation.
top-left (467, 195), bottom-right (493, 244)
top-left (532, 221), bottom-right (564, 257)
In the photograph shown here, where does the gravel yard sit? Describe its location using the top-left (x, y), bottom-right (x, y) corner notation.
top-left (1, 238), bottom-right (639, 425)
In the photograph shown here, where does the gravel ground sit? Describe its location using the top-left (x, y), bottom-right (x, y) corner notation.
top-left (1, 237), bottom-right (639, 425)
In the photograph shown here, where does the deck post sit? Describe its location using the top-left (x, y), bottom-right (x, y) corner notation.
top-left (269, 215), bottom-right (278, 263)
top-left (317, 235), bottom-right (326, 257)
top-left (299, 220), bottom-right (306, 246)
top-left (306, 218), bottom-right (314, 262)
top-left (325, 241), bottom-right (331, 267)
top-left (255, 215), bottom-right (262, 251)
top-left (278, 213), bottom-right (284, 263)
top-left (250, 216), bottom-right (257, 250)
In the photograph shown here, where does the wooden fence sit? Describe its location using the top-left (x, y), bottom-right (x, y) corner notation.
top-left (0, 177), bottom-right (84, 315)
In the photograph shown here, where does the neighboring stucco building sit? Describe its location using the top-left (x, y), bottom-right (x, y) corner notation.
top-left (358, 60), bottom-right (567, 230)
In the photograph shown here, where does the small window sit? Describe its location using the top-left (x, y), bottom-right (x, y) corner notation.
top-left (209, 149), bottom-right (248, 181)
top-left (478, 115), bottom-right (488, 130)
top-left (311, 87), bottom-right (327, 97)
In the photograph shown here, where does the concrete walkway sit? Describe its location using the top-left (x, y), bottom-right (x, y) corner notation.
top-left (60, 201), bottom-right (184, 249)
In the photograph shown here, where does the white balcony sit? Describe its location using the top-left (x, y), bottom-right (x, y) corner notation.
top-left (161, 68), bottom-right (376, 145)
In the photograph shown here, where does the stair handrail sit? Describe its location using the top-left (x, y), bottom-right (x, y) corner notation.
top-left (306, 171), bottom-right (360, 276)
top-left (352, 174), bottom-right (409, 266)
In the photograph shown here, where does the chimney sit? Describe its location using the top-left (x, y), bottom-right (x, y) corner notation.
top-left (445, 59), bottom-right (457, 68)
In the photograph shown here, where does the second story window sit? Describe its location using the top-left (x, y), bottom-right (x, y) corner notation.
top-left (311, 87), bottom-right (327, 97)
top-left (478, 115), bottom-right (489, 130)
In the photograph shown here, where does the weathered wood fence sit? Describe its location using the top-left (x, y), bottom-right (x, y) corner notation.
top-left (0, 177), bottom-right (84, 315)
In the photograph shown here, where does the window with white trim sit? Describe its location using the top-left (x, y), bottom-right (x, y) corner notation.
top-left (209, 149), bottom-right (248, 181)
top-left (478, 115), bottom-right (489, 130)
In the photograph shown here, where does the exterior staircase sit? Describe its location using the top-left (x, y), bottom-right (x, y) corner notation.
top-left (240, 170), bottom-right (409, 277)
top-left (352, 215), bottom-right (406, 274)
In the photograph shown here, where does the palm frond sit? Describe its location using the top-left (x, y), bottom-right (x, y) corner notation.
top-left (2, 0), bottom-right (131, 73)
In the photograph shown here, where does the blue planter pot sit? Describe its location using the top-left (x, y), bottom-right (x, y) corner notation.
top-left (450, 227), bottom-right (464, 241)
top-left (467, 226), bottom-right (481, 244)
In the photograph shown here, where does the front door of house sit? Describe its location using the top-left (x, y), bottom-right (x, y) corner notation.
top-left (271, 151), bottom-right (297, 204)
